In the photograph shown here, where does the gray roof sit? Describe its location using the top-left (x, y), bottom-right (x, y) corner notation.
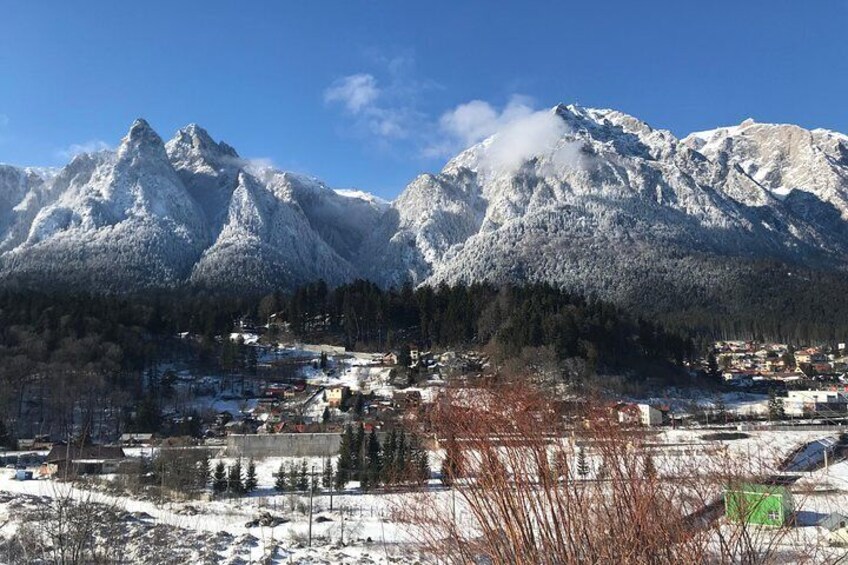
top-left (819, 512), bottom-right (848, 531)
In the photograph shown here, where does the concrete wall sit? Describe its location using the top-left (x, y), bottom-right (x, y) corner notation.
top-left (225, 433), bottom-right (389, 458)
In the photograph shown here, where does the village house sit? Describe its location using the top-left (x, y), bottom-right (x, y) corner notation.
top-left (613, 403), bottom-right (666, 426)
top-left (119, 433), bottom-right (154, 446)
top-left (382, 352), bottom-right (398, 366)
top-left (42, 444), bottom-right (127, 477)
top-left (327, 385), bottom-right (351, 407)
top-left (638, 404), bottom-right (666, 426)
top-left (393, 390), bottom-right (423, 411)
top-left (796, 348), bottom-right (828, 365)
top-left (820, 512), bottom-right (848, 546)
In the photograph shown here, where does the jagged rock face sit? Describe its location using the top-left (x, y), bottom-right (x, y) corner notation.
top-left (0, 120), bottom-right (382, 293)
top-left (684, 119), bottom-right (848, 218)
top-left (362, 105), bottom-right (848, 308)
top-left (189, 171), bottom-right (356, 292)
top-left (0, 107), bottom-right (847, 303)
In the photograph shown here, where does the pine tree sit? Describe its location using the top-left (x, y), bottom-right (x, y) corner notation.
top-left (768, 389), bottom-right (786, 421)
top-left (288, 462), bottom-right (300, 492)
top-left (713, 396), bottom-right (726, 419)
top-left (322, 458), bottom-right (334, 490)
top-left (228, 460), bottom-right (244, 495)
top-left (336, 425), bottom-right (353, 489)
top-left (352, 423), bottom-right (365, 479)
top-left (212, 461), bottom-right (227, 494)
top-left (576, 446), bottom-right (589, 478)
top-left (244, 458), bottom-right (258, 493)
top-left (394, 430), bottom-right (407, 483)
top-left (298, 459), bottom-right (309, 491)
top-left (274, 462), bottom-right (287, 492)
top-left (409, 433), bottom-right (430, 484)
top-left (382, 429), bottom-right (397, 484)
top-left (364, 428), bottom-right (382, 491)
top-left (0, 420), bottom-right (11, 450)
top-left (197, 453), bottom-right (211, 492)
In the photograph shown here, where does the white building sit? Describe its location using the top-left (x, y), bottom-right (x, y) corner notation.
top-left (784, 390), bottom-right (848, 416)
top-left (638, 404), bottom-right (664, 426)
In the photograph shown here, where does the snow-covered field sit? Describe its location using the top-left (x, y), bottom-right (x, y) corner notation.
top-left (0, 470), bottom-right (426, 564)
top-left (3, 428), bottom-right (848, 563)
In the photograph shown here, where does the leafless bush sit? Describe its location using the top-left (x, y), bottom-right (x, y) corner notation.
top-left (4, 484), bottom-right (126, 564)
top-left (400, 383), bottom-right (841, 564)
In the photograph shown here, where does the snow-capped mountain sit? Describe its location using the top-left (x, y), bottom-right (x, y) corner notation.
top-left (1, 107), bottom-right (847, 305)
top-left (361, 105), bottom-right (848, 309)
top-left (0, 120), bottom-right (381, 292)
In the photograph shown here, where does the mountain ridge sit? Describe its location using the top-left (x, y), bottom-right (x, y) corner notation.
top-left (1, 107), bottom-right (847, 310)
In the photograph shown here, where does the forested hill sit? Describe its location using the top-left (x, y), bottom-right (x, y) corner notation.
top-left (0, 282), bottom-right (694, 375)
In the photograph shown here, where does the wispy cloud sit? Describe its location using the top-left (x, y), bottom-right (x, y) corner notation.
top-left (324, 59), bottom-right (572, 174)
top-left (57, 140), bottom-right (111, 160)
top-left (323, 55), bottom-right (437, 147)
top-left (324, 74), bottom-right (380, 114)
top-left (0, 114), bottom-right (9, 128)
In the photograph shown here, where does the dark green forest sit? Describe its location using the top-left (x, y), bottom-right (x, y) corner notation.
top-left (0, 277), bottom-right (846, 444)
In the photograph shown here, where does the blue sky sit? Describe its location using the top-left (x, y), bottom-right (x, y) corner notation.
top-left (1, 1), bottom-right (846, 198)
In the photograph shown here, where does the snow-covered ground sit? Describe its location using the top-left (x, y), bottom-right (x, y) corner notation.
top-left (0, 470), bottom-right (426, 564)
top-left (3, 427), bottom-right (846, 562)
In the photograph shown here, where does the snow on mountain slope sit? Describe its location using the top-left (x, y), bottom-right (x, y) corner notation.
top-left (683, 119), bottom-right (848, 217)
top-left (165, 123), bottom-right (241, 239)
top-left (0, 165), bottom-right (57, 252)
top-left (1, 108), bottom-right (847, 301)
top-left (363, 105), bottom-right (848, 306)
top-left (0, 120), bottom-right (383, 292)
top-left (254, 171), bottom-right (384, 263)
top-left (190, 171), bottom-right (355, 292)
top-left (1, 120), bottom-right (209, 290)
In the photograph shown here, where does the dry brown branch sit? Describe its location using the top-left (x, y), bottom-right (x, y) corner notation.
top-left (398, 383), bottom-right (842, 564)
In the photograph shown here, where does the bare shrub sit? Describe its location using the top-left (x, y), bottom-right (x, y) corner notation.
top-left (5, 484), bottom-right (126, 564)
top-left (400, 383), bottom-right (840, 564)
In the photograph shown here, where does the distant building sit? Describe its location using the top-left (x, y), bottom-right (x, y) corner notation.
top-left (43, 444), bottom-right (126, 477)
top-left (614, 403), bottom-right (665, 426)
top-left (327, 385), bottom-right (351, 407)
top-left (119, 433), bottom-right (154, 446)
top-left (796, 349), bottom-right (827, 365)
top-left (784, 390), bottom-right (848, 416)
top-left (393, 390), bottom-right (423, 410)
top-left (638, 404), bottom-right (665, 426)
top-left (725, 484), bottom-right (794, 527)
top-left (819, 512), bottom-right (848, 546)
top-left (382, 352), bottom-right (398, 366)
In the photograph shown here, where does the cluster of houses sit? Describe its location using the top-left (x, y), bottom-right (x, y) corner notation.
top-left (714, 341), bottom-right (848, 388)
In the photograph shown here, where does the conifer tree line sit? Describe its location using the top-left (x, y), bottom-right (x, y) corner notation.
top-left (333, 424), bottom-right (430, 491)
top-left (273, 458), bottom-right (318, 493)
top-left (211, 458), bottom-right (258, 497)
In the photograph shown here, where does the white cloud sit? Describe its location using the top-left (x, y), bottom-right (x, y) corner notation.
top-left (480, 109), bottom-right (571, 174)
top-left (324, 73), bottom-right (413, 142)
top-left (437, 95), bottom-right (537, 149)
top-left (57, 140), bottom-right (111, 160)
top-left (324, 74), bottom-right (380, 114)
top-left (322, 62), bottom-right (575, 173)
top-left (425, 96), bottom-right (576, 175)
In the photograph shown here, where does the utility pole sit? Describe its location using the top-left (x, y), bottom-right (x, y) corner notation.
top-left (308, 465), bottom-right (315, 547)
